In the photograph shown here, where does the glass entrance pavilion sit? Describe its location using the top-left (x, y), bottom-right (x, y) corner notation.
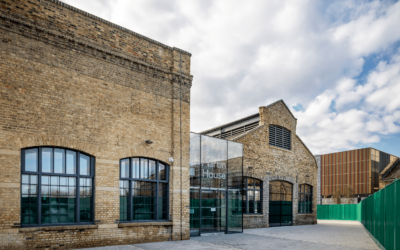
top-left (190, 133), bottom-right (244, 236)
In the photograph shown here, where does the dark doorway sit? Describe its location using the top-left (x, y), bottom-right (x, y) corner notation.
top-left (269, 181), bottom-right (293, 226)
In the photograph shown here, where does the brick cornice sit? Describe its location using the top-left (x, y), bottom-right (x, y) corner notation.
top-left (0, 11), bottom-right (193, 87)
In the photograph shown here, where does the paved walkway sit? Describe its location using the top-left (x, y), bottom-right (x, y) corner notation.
top-left (81, 220), bottom-right (379, 250)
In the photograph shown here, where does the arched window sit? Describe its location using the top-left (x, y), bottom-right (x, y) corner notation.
top-left (21, 147), bottom-right (95, 226)
top-left (119, 158), bottom-right (169, 222)
top-left (298, 184), bottom-right (313, 214)
top-left (243, 177), bottom-right (262, 214)
top-left (269, 125), bottom-right (291, 150)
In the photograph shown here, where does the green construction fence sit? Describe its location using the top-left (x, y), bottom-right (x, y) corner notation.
top-left (317, 178), bottom-right (400, 250)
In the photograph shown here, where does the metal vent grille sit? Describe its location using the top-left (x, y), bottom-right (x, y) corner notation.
top-left (214, 122), bottom-right (259, 139)
top-left (269, 125), bottom-right (291, 150)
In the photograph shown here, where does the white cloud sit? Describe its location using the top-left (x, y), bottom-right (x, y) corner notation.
top-left (294, 50), bottom-right (400, 154)
top-left (62, 0), bottom-right (400, 154)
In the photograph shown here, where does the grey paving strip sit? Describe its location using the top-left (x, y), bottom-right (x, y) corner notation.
top-left (132, 239), bottom-right (238, 250)
top-left (244, 221), bottom-right (378, 250)
top-left (76, 245), bottom-right (140, 250)
top-left (192, 232), bottom-right (365, 250)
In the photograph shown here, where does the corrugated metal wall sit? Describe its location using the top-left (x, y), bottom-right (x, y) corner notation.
top-left (321, 148), bottom-right (370, 196)
top-left (317, 178), bottom-right (400, 250)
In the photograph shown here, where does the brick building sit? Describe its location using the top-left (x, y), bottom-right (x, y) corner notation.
top-left (0, 0), bottom-right (193, 249)
top-left (379, 157), bottom-right (400, 189)
top-left (318, 148), bottom-right (398, 203)
top-left (200, 100), bottom-right (318, 228)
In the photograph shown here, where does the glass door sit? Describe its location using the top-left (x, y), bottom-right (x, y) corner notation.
top-left (227, 189), bottom-right (243, 233)
top-left (200, 190), bottom-right (226, 233)
top-left (190, 189), bottom-right (200, 236)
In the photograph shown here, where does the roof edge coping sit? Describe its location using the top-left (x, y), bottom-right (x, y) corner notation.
top-left (46, 0), bottom-right (191, 56)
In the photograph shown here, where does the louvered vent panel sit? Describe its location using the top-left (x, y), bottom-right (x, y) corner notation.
top-left (269, 125), bottom-right (291, 150)
top-left (213, 122), bottom-right (259, 139)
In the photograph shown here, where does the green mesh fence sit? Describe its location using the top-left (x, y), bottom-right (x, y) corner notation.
top-left (317, 179), bottom-right (400, 250)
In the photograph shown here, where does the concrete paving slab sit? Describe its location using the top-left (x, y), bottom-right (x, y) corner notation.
top-left (78, 220), bottom-right (379, 250)
top-left (191, 233), bottom-right (363, 250)
top-left (244, 220), bottom-right (378, 250)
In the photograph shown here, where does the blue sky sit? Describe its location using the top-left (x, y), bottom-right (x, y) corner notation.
top-left (63, 0), bottom-right (400, 156)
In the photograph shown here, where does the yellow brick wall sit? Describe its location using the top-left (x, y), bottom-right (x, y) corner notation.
top-left (234, 101), bottom-right (318, 228)
top-left (0, 0), bottom-right (191, 249)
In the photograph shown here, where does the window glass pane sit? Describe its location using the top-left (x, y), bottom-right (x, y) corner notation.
top-left (54, 149), bottom-right (65, 174)
top-left (41, 176), bottom-right (50, 185)
top-left (132, 158), bottom-right (139, 179)
top-left (140, 158), bottom-right (149, 179)
top-left (80, 154), bottom-right (90, 175)
top-left (247, 178), bottom-right (254, 189)
top-left (22, 175), bottom-right (30, 184)
top-left (51, 176), bottom-right (59, 185)
top-left (248, 191), bottom-right (254, 213)
top-left (79, 178), bottom-right (93, 223)
top-left (69, 177), bottom-right (76, 186)
top-left (120, 159), bottom-right (129, 178)
top-left (21, 174), bottom-right (38, 225)
top-left (42, 148), bottom-right (53, 173)
top-left (159, 163), bottom-right (166, 180)
top-left (255, 191), bottom-right (261, 213)
top-left (158, 183), bottom-right (168, 220)
top-left (30, 175), bottom-right (38, 184)
top-left (242, 192), bottom-right (247, 213)
top-left (132, 181), bottom-right (156, 220)
top-left (60, 177), bottom-right (68, 186)
top-left (22, 185), bottom-right (29, 194)
top-left (120, 180), bottom-right (129, 221)
top-left (149, 160), bottom-right (156, 180)
top-left (25, 149), bottom-right (38, 172)
top-left (255, 180), bottom-right (261, 190)
top-left (66, 150), bottom-right (76, 174)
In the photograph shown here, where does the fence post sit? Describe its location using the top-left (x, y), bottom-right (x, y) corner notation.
top-left (395, 179), bottom-right (397, 250)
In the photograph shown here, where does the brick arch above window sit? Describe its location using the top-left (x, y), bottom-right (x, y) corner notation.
top-left (15, 136), bottom-right (99, 157)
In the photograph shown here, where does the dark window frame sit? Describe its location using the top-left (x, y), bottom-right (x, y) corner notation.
top-left (269, 125), bottom-right (291, 150)
top-left (20, 147), bottom-right (95, 227)
top-left (298, 184), bottom-right (313, 214)
top-left (242, 177), bottom-right (262, 214)
top-left (119, 157), bottom-right (169, 222)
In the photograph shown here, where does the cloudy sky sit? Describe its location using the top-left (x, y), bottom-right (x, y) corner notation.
top-left (63, 0), bottom-right (400, 156)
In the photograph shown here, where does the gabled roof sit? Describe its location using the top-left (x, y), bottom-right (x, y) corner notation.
top-left (263, 99), bottom-right (297, 120)
top-left (381, 157), bottom-right (400, 178)
top-left (199, 99), bottom-right (296, 135)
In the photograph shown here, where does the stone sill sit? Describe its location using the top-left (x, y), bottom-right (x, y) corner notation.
top-left (244, 214), bottom-right (264, 217)
top-left (269, 145), bottom-right (291, 152)
top-left (298, 213), bottom-right (314, 216)
top-left (118, 221), bottom-right (173, 228)
top-left (19, 224), bottom-right (97, 233)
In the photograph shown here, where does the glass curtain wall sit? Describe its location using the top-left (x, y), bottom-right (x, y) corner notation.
top-left (189, 132), bottom-right (243, 236)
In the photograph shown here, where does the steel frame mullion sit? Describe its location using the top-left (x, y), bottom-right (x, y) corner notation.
top-left (38, 148), bottom-right (42, 225)
top-left (156, 160), bottom-right (159, 221)
top-left (76, 152), bottom-right (80, 224)
top-left (226, 141), bottom-right (228, 234)
top-left (128, 158), bottom-right (133, 222)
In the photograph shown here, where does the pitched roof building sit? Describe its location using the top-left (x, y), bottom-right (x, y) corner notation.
top-left (380, 157), bottom-right (400, 189)
top-left (200, 100), bottom-right (318, 228)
